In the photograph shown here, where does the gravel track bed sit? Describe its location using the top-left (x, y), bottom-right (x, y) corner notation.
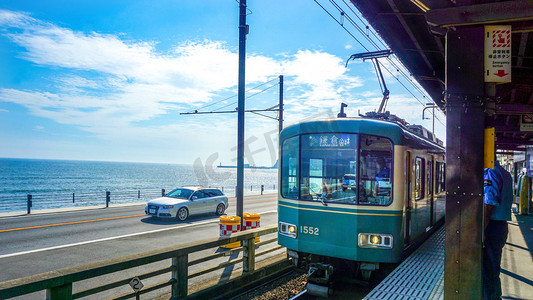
top-left (233, 272), bottom-right (307, 300)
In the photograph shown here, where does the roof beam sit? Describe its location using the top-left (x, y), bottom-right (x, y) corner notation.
top-left (494, 125), bottom-right (520, 133)
top-left (426, 0), bottom-right (533, 27)
top-left (517, 32), bottom-right (529, 67)
top-left (386, 0), bottom-right (435, 71)
top-left (495, 145), bottom-right (527, 151)
top-left (495, 104), bottom-right (533, 115)
top-left (496, 137), bottom-right (533, 145)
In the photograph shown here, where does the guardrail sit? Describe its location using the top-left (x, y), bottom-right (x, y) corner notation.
top-left (0, 185), bottom-right (277, 214)
top-left (0, 225), bottom-right (284, 300)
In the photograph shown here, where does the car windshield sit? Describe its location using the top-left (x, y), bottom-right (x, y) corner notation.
top-left (165, 188), bottom-right (193, 199)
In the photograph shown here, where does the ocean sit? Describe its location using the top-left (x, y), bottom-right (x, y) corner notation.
top-left (0, 158), bottom-right (278, 213)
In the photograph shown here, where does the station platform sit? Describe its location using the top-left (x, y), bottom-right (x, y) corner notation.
top-left (364, 213), bottom-right (533, 300)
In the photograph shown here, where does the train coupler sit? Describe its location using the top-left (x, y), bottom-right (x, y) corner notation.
top-left (307, 263), bottom-right (334, 297)
top-left (308, 263), bottom-right (334, 284)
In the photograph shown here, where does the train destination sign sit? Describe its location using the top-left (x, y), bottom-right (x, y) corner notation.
top-left (308, 134), bottom-right (352, 148)
top-left (484, 25), bottom-right (511, 83)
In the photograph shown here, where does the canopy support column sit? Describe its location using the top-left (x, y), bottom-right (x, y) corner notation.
top-left (444, 26), bottom-right (485, 300)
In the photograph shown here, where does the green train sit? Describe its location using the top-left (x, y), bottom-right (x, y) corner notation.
top-left (277, 114), bottom-right (445, 295)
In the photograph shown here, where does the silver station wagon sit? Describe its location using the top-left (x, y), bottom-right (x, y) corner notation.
top-left (145, 187), bottom-right (228, 221)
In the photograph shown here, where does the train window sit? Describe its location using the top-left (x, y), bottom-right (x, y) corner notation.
top-left (300, 133), bottom-right (358, 204)
top-left (359, 135), bottom-right (393, 205)
top-left (281, 136), bottom-right (299, 199)
top-left (427, 160), bottom-right (433, 196)
top-left (415, 157), bottom-right (425, 200)
top-left (435, 162), bottom-right (445, 193)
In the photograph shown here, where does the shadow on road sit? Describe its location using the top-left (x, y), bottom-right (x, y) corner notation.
top-left (140, 213), bottom-right (224, 225)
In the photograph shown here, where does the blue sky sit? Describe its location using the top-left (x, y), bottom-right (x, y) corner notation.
top-left (0, 0), bottom-right (445, 166)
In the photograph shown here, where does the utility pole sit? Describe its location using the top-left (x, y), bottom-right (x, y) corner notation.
top-left (278, 75), bottom-right (284, 133)
top-left (236, 0), bottom-right (247, 222)
top-left (182, 2), bottom-right (282, 223)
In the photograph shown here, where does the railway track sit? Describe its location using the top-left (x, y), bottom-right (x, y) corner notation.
top-left (289, 290), bottom-right (308, 300)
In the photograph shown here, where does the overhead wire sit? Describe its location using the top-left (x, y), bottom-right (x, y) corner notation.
top-left (213, 82), bottom-right (280, 112)
top-left (340, 0), bottom-right (389, 49)
top-left (186, 77), bottom-right (279, 113)
top-left (315, 0), bottom-right (445, 126)
top-left (234, 0), bottom-right (253, 15)
top-left (332, 0), bottom-right (435, 103)
top-left (325, 0), bottom-right (432, 99)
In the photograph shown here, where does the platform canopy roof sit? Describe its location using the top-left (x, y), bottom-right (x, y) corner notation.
top-left (350, 0), bottom-right (533, 151)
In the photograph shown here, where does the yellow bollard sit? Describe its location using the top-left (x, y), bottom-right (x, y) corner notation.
top-left (219, 216), bottom-right (241, 249)
top-left (243, 213), bottom-right (261, 243)
top-left (520, 176), bottom-right (530, 215)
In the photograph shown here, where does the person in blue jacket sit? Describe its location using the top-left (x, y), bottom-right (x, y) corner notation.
top-left (483, 159), bottom-right (513, 300)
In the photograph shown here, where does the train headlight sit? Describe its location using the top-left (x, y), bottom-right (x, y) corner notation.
top-left (358, 233), bottom-right (393, 249)
top-left (279, 222), bottom-right (297, 238)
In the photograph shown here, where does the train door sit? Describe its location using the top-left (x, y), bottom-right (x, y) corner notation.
top-left (404, 151), bottom-right (412, 245)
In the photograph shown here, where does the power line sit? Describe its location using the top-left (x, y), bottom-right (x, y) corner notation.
top-left (332, 0), bottom-right (434, 101)
top-left (314, 0), bottom-right (445, 127)
top-left (185, 77), bottom-right (279, 113)
top-left (313, 0), bottom-right (369, 51)
top-left (212, 82), bottom-right (279, 112)
top-left (339, 0), bottom-right (388, 49)
top-left (325, 0), bottom-right (431, 98)
top-left (316, 2), bottom-right (434, 99)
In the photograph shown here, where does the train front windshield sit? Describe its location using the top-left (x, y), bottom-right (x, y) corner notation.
top-left (281, 133), bottom-right (393, 206)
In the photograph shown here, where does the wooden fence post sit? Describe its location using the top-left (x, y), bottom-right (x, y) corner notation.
top-left (47, 283), bottom-right (72, 300)
top-left (171, 254), bottom-right (188, 299)
top-left (243, 237), bottom-right (256, 273)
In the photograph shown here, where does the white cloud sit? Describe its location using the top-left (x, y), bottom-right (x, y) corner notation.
top-left (0, 10), bottom-right (368, 156)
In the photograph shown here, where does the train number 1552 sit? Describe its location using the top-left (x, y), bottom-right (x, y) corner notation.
top-left (300, 226), bottom-right (319, 235)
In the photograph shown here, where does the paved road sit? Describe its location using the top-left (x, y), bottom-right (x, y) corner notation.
top-left (0, 193), bottom-right (278, 283)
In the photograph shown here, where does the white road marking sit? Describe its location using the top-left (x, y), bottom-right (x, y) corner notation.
top-left (0, 210), bottom-right (278, 259)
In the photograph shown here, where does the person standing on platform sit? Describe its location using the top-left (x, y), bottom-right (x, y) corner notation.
top-left (483, 160), bottom-right (513, 300)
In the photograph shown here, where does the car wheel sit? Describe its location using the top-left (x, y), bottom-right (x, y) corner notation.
top-left (177, 207), bottom-right (189, 221)
top-left (216, 203), bottom-right (225, 215)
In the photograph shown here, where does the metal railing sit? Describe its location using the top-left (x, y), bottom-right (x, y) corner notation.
top-left (0, 185), bottom-right (278, 214)
top-left (0, 189), bottom-right (165, 214)
top-left (0, 225), bottom-right (283, 299)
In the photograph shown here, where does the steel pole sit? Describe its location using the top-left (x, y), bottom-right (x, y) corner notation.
top-left (236, 0), bottom-right (247, 222)
top-left (432, 105), bottom-right (435, 139)
top-left (279, 75), bottom-right (284, 134)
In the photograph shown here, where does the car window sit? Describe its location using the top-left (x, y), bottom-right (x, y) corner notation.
top-left (211, 189), bottom-right (223, 196)
top-left (204, 189), bottom-right (223, 197)
top-left (192, 191), bottom-right (206, 199)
